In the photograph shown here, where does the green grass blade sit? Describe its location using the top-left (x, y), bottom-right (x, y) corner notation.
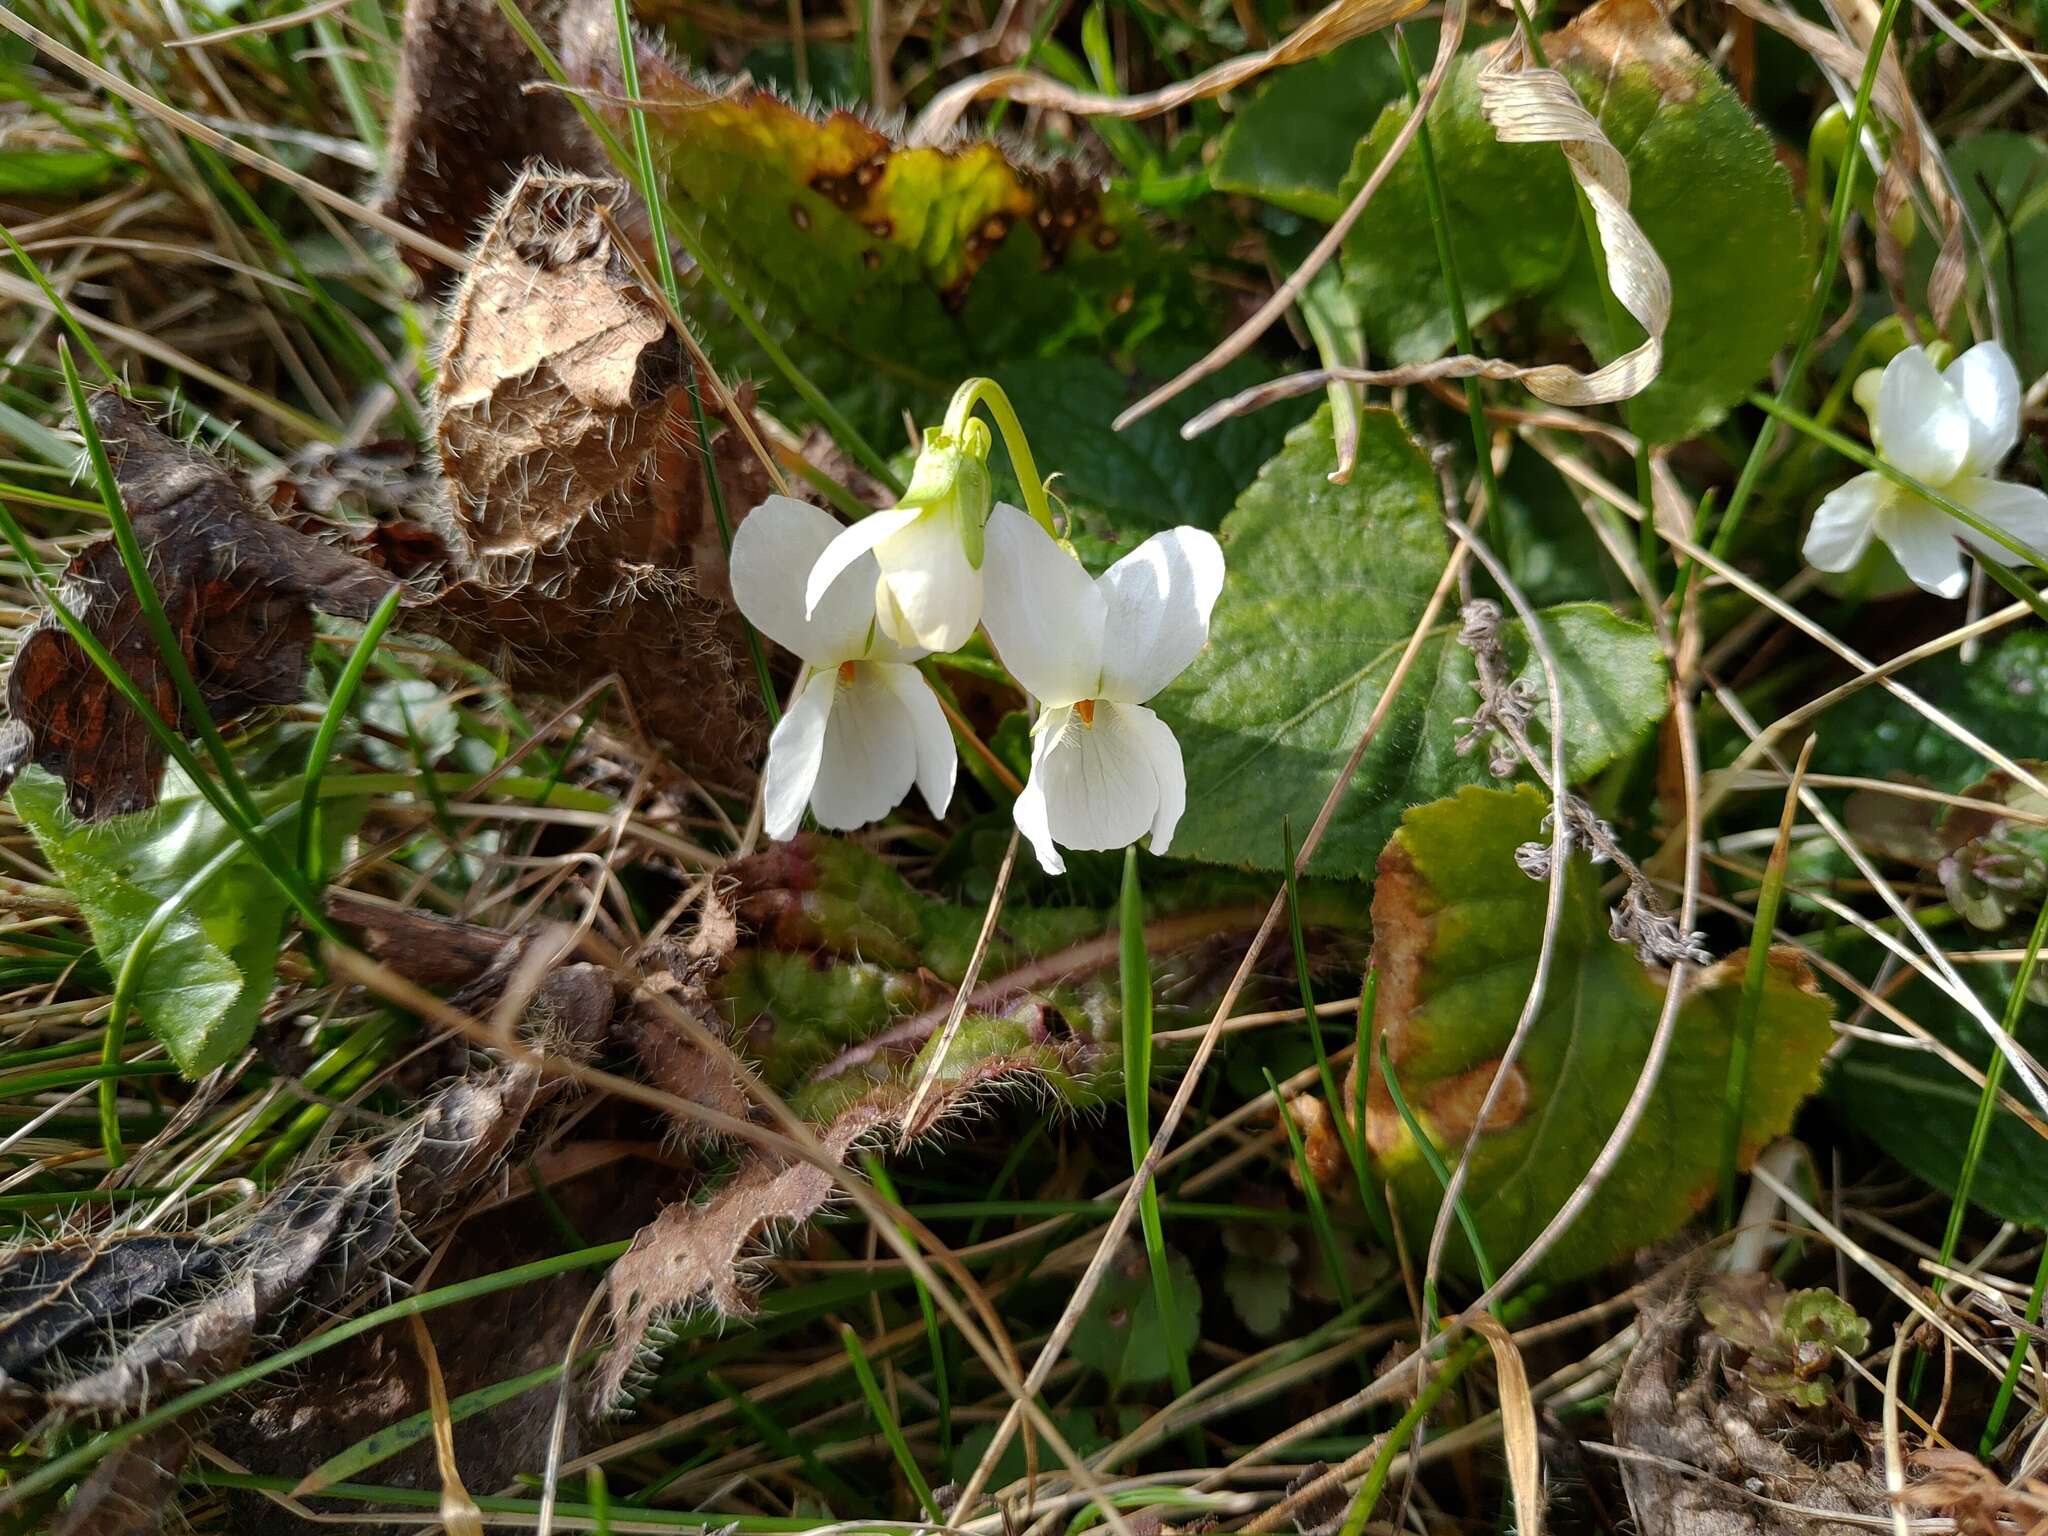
top-left (839, 1322), bottom-right (942, 1522)
top-left (297, 585), bottom-right (403, 882)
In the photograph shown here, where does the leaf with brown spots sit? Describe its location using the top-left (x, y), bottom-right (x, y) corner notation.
top-left (0, 395), bottom-right (397, 821)
top-left (558, 0), bottom-right (1198, 440)
top-left (1354, 785), bottom-right (1833, 1283)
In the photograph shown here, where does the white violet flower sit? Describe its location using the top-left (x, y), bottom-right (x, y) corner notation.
top-left (1805, 340), bottom-right (2046, 597)
top-left (979, 505), bottom-right (1224, 875)
top-left (733, 496), bottom-right (957, 840)
top-left (804, 421), bottom-right (992, 654)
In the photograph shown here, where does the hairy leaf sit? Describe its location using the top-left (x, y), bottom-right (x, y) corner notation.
top-left (1361, 785), bottom-right (1834, 1282)
top-left (1154, 408), bottom-right (1667, 877)
top-left (1340, 0), bottom-right (1807, 443)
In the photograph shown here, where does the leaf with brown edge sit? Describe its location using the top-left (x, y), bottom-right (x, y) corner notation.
top-left (558, 0), bottom-right (1198, 441)
top-left (0, 394), bottom-right (397, 821)
top-left (423, 168), bottom-right (770, 779)
top-left (1355, 785), bottom-right (1833, 1284)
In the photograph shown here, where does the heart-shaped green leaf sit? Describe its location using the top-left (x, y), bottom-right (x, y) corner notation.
top-left (1339, 0), bottom-right (1808, 444)
top-left (1154, 407), bottom-right (1667, 876)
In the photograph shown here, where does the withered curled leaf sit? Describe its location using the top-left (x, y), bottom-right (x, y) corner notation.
top-left (378, 0), bottom-right (603, 290)
top-left (0, 395), bottom-right (397, 820)
top-left (425, 170), bottom-right (771, 779)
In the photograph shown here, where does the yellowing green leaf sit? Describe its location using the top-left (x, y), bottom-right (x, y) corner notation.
top-left (1362, 785), bottom-right (1835, 1282)
top-left (1153, 407), bottom-right (1667, 876)
top-left (570, 27), bottom-right (1195, 440)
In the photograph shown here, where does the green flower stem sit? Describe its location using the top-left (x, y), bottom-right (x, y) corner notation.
top-left (1748, 391), bottom-right (2048, 580)
top-left (944, 376), bottom-right (1057, 535)
top-left (1335, 1332), bottom-right (1488, 1536)
top-left (1709, 0), bottom-right (1911, 560)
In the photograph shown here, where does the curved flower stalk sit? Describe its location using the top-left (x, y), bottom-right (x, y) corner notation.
top-left (733, 496), bottom-right (956, 840)
top-left (1804, 341), bottom-right (2047, 597)
top-left (980, 506), bottom-right (1225, 874)
top-left (804, 377), bottom-right (1061, 653)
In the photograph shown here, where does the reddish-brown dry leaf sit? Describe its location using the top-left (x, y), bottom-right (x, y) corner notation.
top-left (0, 395), bottom-right (397, 820)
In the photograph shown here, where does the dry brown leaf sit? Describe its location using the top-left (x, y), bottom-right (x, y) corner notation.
top-left (425, 169), bottom-right (770, 780)
top-left (378, 0), bottom-right (603, 290)
top-left (17, 981), bottom-right (606, 1417)
top-left (595, 1033), bottom-right (1083, 1407)
top-left (0, 395), bottom-right (397, 820)
top-left (48, 1429), bottom-right (189, 1536)
top-left (1612, 1289), bottom-right (1888, 1536)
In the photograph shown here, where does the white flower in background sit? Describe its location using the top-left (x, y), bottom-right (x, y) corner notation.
top-left (733, 496), bottom-right (956, 840)
top-left (980, 506), bottom-right (1225, 875)
top-left (805, 422), bottom-right (993, 653)
top-left (1805, 341), bottom-right (2047, 597)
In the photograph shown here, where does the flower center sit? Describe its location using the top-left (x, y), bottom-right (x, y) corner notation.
top-left (1075, 698), bottom-right (1096, 727)
top-left (837, 660), bottom-right (858, 687)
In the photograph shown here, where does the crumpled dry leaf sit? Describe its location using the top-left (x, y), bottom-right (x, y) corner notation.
top-left (378, 0), bottom-right (602, 290)
top-left (1612, 1289), bottom-right (1888, 1536)
top-left (6, 980), bottom-right (607, 1417)
top-left (596, 1026), bottom-right (1088, 1408)
top-left (425, 169), bottom-right (770, 779)
top-left (0, 395), bottom-right (397, 820)
top-left (1898, 1449), bottom-right (2048, 1536)
top-left (48, 1429), bottom-right (189, 1536)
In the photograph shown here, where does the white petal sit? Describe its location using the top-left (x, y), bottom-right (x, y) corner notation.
top-left (1950, 477), bottom-right (2048, 563)
top-left (1116, 703), bottom-right (1187, 853)
top-left (1021, 700), bottom-right (1162, 859)
top-left (1096, 527), bottom-right (1226, 704)
top-left (980, 503), bottom-right (1106, 706)
top-left (1876, 346), bottom-right (1971, 486)
top-left (1014, 717), bottom-right (1065, 875)
top-left (805, 507), bottom-right (921, 621)
top-left (762, 668), bottom-right (834, 841)
top-left (1803, 472), bottom-right (1887, 572)
top-left (1944, 342), bottom-right (2022, 477)
top-left (872, 661), bottom-right (957, 820)
top-left (808, 663), bottom-right (919, 830)
top-left (873, 506), bottom-right (983, 652)
top-left (734, 496), bottom-right (876, 664)
top-left (1876, 498), bottom-right (1968, 598)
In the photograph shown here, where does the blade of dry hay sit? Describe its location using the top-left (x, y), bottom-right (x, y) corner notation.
top-left (1183, 16), bottom-right (1675, 444)
top-left (909, 0), bottom-right (1431, 144)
